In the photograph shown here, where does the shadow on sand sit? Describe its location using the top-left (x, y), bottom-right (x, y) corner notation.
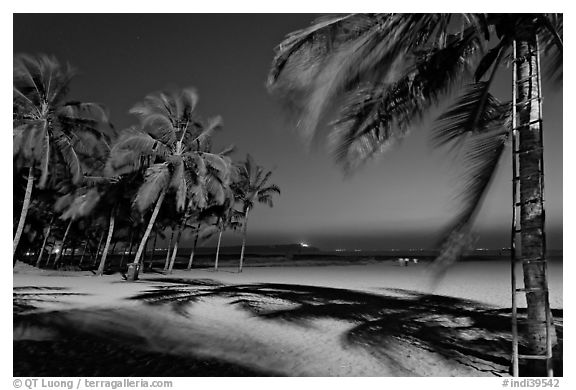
top-left (13, 285), bottom-right (281, 377)
top-left (130, 278), bottom-right (563, 376)
top-left (13, 280), bottom-right (562, 376)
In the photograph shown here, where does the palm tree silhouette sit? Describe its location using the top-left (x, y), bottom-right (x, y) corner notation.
top-left (196, 192), bottom-right (239, 271)
top-left (233, 154), bottom-right (280, 272)
top-left (108, 88), bottom-right (232, 279)
top-left (267, 14), bottom-right (562, 371)
top-left (13, 54), bottom-right (110, 260)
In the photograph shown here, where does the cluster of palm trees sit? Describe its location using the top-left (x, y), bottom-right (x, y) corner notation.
top-left (13, 54), bottom-right (280, 279)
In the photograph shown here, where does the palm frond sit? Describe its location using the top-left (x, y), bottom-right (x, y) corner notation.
top-left (134, 163), bottom-right (170, 212)
top-left (537, 14), bottom-right (563, 84)
top-left (188, 115), bottom-right (223, 149)
top-left (60, 188), bottom-right (102, 220)
top-left (205, 176), bottom-right (226, 205)
top-left (474, 41), bottom-right (507, 82)
top-left (187, 153), bottom-right (207, 178)
top-left (267, 13), bottom-right (360, 85)
top-left (201, 152), bottom-right (232, 179)
top-left (59, 101), bottom-right (110, 124)
top-left (13, 121), bottom-right (46, 160)
top-left (13, 125), bottom-right (27, 157)
top-left (108, 130), bottom-right (166, 174)
top-left (431, 129), bottom-right (509, 280)
top-left (82, 175), bottom-right (116, 186)
top-left (257, 194), bottom-right (274, 208)
top-left (180, 88), bottom-right (199, 118)
top-left (270, 14), bottom-right (455, 144)
top-left (259, 184), bottom-right (281, 197)
top-left (217, 144), bottom-right (235, 157)
top-left (462, 13), bottom-right (490, 40)
top-left (255, 170), bottom-right (271, 189)
top-left (137, 112), bottom-right (177, 144)
top-left (329, 26), bottom-right (484, 171)
top-left (432, 83), bottom-right (510, 147)
top-left (53, 134), bottom-right (82, 185)
top-left (13, 54), bottom-right (76, 109)
top-left (13, 86), bottom-right (40, 116)
top-left (430, 100), bottom-right (511, 279)
top-left (186, 182), bottom-right (208, 210)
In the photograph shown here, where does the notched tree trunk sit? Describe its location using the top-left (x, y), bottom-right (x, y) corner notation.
top-left (238, 208), bottom-right (250, 273)
top-left (214, 223), bottom-right (223, 271)
top-left (515, 39), bottom-right (556, 364)
top-left (187, 223), bottom-right (201, 270)
top-left (131, 190), bottom-right (166, 280)
top-left (97, 211), bottom-right (116, 276)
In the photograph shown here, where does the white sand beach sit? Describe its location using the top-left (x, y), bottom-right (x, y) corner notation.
top-left (13, 260), bottom-right (563, 377)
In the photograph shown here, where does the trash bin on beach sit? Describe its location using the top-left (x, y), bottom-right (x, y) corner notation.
top-left (126, 262), bottom-right (140, 281)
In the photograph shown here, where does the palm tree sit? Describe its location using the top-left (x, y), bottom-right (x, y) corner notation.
top-left (108, 88), bottom-right (232, 280)
top-left (187, 221), bottom-right (202, 270)
top-left (268, 14), bottom-right (562, 372)
top-left (13, 54), bottom-right (110, 261)
top-left (234, 155), bottom-right (280, 272)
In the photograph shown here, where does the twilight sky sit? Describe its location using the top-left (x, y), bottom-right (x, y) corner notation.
top-left (13, 14), bottom-right (563, 250)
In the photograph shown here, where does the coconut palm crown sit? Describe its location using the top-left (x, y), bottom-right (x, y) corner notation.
top-left (13, 54), bottom-right (111, 258)
top-left (234, 154), bottom-right (281, 212)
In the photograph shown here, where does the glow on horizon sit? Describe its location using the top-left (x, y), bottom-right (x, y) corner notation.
top-left (299, 242), bottom-right (309, 248)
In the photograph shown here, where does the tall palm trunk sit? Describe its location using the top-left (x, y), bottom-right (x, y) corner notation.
top-left (141, 235), bottom-right (149, 273)
top-left (120, 231), bottom-right (134, 268)
top-left (151, 230), bottom-right (158, 265)
top-left (515, 38), bottom-right (555, 361)
top-left (214, 222), bottom-right (223, 271)
top-left (132, 190), bottom-right (166, 278)
top-left (238, 208), bottom-right (250, 273)
top-left (46, 240), bottom-right (55, 266)
top-left (111, 240), bottom-right (118, 256)
top-left (163, 230), bottom-right (174, 272)
top-left (167, 226), bottom-right (183, 274)
top-left (36, 215), bottom-right (54, 268)
top-left (13, 166), bottom-right (34, 264)
top-left (93, 230), bottom-right (105, 265)
top-left (187, 223), bottom-right (201, 270)
top-left (54, 219), bottom-right (73, 267)
top-left (97, 211), bottom-right (116, 276)
top-left (79, 240), bottom-right (88, 266)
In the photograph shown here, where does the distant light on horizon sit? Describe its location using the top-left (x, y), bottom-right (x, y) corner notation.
top-left (299, 242), bottom-right (309, 248)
